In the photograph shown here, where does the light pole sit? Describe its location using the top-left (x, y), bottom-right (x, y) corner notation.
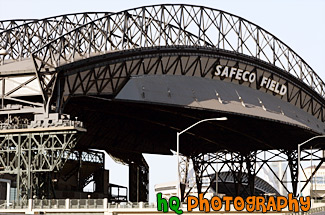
top-left (298, 135), bottom-right (325, 197)
top-left (176, 117), bottom-right (227, 200)
top-left (310, 146), bottom-right (313, 198)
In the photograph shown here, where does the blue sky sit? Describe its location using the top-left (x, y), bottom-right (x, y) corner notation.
top-left (1, 0), bottom-right (324, 202)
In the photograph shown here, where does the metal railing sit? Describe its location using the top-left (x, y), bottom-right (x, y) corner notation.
top-left (0, 119), bottom-right (84, 131)
top-left (0, 200), bottom-right (28, 209)
top-left (0, 198), bottom-right (325, 214)
top-left (287, 206), bottom-right (325, 215)
top-left (0, 199), bottom-right (157, 210)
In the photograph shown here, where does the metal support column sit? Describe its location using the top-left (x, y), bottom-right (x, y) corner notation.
top-left (245, 151), bottom-right (257, 196)
top-left (128, 154), bottom-right (149, 202)
top-left (0, 129), bottom-right (82, 201)
top-left (285, 150), bottom-right (299, 196)
top-left (179, 155), bottom-right (189, 201)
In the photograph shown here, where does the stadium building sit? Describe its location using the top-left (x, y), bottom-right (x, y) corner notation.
top-left (0, 4), bottom-right (324, 203)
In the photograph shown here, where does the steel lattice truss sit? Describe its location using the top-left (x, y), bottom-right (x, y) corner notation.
top-left (26, 4), bottom-right (325, 105)
top-left (0, 12), bottom-right (110, 62)
top-left (57, 50), bottom-right (325, 122)
top-left (0, 131), bottom-right (79, 174)
top-left (180, 149), bottom-right (324, 197)
top-left (0, 130), bottom-right (81, 201)
top-left (0, 19), bottom-right (36, 32)
top-left (0, 4), bottom-right (324, 201)
top-left (0, 5), bottom-right (323, 115)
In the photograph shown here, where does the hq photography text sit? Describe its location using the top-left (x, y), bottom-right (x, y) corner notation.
top-left (156, 193), bottom-right (310, 214)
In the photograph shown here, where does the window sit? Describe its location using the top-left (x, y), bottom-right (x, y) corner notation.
top-left (312, 176), bottom-right (324, 184)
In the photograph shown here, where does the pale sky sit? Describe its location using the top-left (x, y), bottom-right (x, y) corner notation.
top-left (1, 0), bottom-right (324, 202)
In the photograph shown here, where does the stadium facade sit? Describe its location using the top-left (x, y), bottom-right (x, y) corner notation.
top-left (0, 4), bottom-right (324, 202)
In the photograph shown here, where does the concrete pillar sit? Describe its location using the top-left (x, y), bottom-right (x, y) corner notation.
top-left (27, 199), bottom-right (33, 214)
top-left (65, 199), bottom-right (70, 209)
top-left (103, 198), bottom-right (108, 210)
top-left (6, 181), bottom-right (10, 207)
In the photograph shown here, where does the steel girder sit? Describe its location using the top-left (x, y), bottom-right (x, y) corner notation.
top-left (216, 151), bottom-right (279, 197)
top-left (0, 12), bottom-right (111, 64)
top-left (0, 19), bottom-right (36, 32)
top-left (191, 153), bottom-right (219, 198)
top-left (285, 150), bottom-right (299, 196)
top-left (0, 12), bottom-right (112, 110)
top-left (56, 48), bottom-right (325, 124)
top-left (128, 155), bottom-right (149, 202)
top-left (245, 151), bottom-right (257, 196)
top-left (179, 151), bottom-right (258, 199)
top-left (27, 4), bottom-right (325, 108)
top-left (0, 130), bottom-right (81, 201)
top-left (0, 5), bottom-right (324, 201)
top-left (0, 5), bottom-right (323, 122)
top-left (66, 150), bottom-right (105, 194)
top-left (181, 149), bottom-right (325, 198)
top-left (253, 149), bottom-right (325, 196)
top-left (0, 9), bottom-right (204, 110)
top-left (179, 155), bottom-right (190, 201)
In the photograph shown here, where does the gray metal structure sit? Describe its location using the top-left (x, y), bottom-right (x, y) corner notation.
top-left (0, 4), bottom-right (325, 201)
top-left (0, 5), bottom-right (323, 115)
top-left (0, 19), bottom-right (36, 32)
top-left (0, 129), bottom-right (82, 201)
top-left (0, 12), bottom-right (110, 63)
top-left (0, 113), bottom-right (85, 201)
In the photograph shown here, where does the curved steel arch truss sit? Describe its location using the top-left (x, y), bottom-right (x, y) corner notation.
top-left (0, 19), bottom-right (36, 32)
top-left (56, 47), bottom-right (325, 124)
top-left (0, 12), bottom-right (111, 63)
top-left (29, 4), bottom-right (325, 109)
top-left (0, 5), bottom-right (324, 201)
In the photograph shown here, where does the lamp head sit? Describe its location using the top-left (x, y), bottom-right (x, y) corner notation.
top-left (214, 117), bottom-right (227, 121)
